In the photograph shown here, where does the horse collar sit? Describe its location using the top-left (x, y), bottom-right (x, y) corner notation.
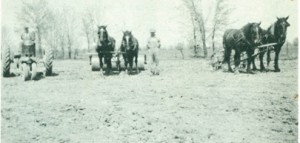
top-left (270, 23), bottom-right (276, 36)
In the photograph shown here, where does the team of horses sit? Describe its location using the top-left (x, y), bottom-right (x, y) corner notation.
top-left (222, 16), bottom-right (290, 73)
top-left (95, 16), bottom-right (290, 75)
top-left (96, 26), bottom-right (139, 75)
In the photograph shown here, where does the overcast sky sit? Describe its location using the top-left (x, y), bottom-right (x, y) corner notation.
top-left (1, 0), bottom-right (298, 48)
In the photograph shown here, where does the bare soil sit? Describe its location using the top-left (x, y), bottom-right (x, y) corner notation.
top-left (1, 58), bottom-right (298, 143)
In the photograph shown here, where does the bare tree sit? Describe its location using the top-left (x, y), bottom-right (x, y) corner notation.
top-left (211, 0), bottom-right (233, 52)
top-left (43, 12), bottom-right (60, 59)
top-left (17, 0), bottom-right (52, 58)
top-left (82, 10), bottom-right (95, 52)
top-left (61, 8), bottom-right (80, 59)
top-left (190, 14), bottom-right (199, 56)
top-left (176, 43), bottom-right (185, 59)
top-left (183, 0), bottom-right (208, 58)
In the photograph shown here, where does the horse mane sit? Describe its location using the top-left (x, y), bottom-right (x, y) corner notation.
top-left (241, 23), bottom-right (254, 42)
top-left (267, 23), bottom-right (276, 36)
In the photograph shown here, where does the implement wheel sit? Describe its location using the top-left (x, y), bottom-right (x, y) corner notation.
top-left (2, 47), bottom-right (11, 77)
top-left (45, 48), bottom-right (53, 76)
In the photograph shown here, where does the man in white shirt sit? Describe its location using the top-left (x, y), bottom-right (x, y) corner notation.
top-left (147, 29), bottom-right (161, 75)
top-left (20, 26), bottom-right (36, 56)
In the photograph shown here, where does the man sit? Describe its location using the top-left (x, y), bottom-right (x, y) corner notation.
top-left (147, 29), bottom-right (161, 75)
top-left (20, 26), bottom-right (36, 56)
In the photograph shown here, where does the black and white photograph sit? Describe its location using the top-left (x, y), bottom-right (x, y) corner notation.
top-left (1, 0), bottom-right (298, 142)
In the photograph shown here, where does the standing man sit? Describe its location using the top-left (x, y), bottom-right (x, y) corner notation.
top-left (20, 26), bottom-right (36, 56)
top-left (147, 29), bottom-right (161, 75)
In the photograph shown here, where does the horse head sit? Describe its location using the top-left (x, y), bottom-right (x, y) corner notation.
top-left (122, 31), bottom-right (133, 51)
top-left (275, 16), bottom-right (290, 43)
top-left (98, 25), bottom-right (108, 42)
top-left (246, 22), bottom-right (262, 45)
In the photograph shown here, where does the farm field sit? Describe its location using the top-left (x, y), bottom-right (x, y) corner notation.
top-left (1, 57), bottom-right (298, 143)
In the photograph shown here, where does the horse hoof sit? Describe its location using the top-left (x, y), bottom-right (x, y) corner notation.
top-left (247, 70), bottom-right (255, 74)
top-left (274, 68), bottom-right (281, 72)
top-left (260, 69), bottom-right (267, 72)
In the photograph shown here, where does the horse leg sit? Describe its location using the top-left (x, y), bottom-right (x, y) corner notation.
top-left (226, 49), bottom-right (233, 72)
top-left (98, 53), bottom-right (104, 74)
top-left (266, 48), bottom-right (271, 70)
top-left (107, 54), bottom-right (112, 74)
top-left (123, 54), bottom-right (128, 73)
top-left (89, 55), bottom-right (92, 65)
top-left (128, 54), bottom-right (133, 74)
top-left (252, 55), bottom-right (257, 71)
top-left (259, 49), bottom-right (266, 72)
top-left (246, 51), bottom-right (254, 74)
top-left (135, 54), bottom-right (139, 73)
top-left (234, 51), bottom-right (241, 74)
top-left (274, 46), bottom-right (282, 72)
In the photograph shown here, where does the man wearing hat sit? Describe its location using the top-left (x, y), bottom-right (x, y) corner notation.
top-left (147, 29), bottom-right (161, 75)
top-left (20, 26), bottom-right (36, 56)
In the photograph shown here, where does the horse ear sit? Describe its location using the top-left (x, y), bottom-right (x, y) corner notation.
top-left (258, 21), bottom-right (261, 26)
top-left (104, 25), bottom-right (107, 28)
top-left (285, 16), bottom-right (289, 20)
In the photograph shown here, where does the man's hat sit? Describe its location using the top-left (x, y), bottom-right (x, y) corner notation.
top-left (150, 29), bottom-right (156, 33)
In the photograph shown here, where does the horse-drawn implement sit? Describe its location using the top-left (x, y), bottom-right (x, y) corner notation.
top-left (89, 51), bottom-right (146, 72)
top-left (210, 43), bottom-right (277, 71)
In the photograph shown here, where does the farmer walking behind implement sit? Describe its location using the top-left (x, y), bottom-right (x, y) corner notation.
top-left (147, 29), bottom-right (161, 75)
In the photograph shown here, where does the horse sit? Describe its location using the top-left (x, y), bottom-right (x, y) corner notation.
top-left (120, 31), bottom-right (139, 74)
top-left (257, 16), bottom-right (290, 72)
top-left (96, 25), bottom-right (115, 74)
top-left (222, 22), bottom-right (262, 73)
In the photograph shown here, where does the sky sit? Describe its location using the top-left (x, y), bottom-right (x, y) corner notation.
top-left (1, 0), bottom-right (298, 49)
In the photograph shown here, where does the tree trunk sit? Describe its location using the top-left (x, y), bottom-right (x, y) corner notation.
top-left (87, 39), bottom-right (90, 52)
top-left (212, 28), bottom-right (216, 53)
top-left (67, 34), bottom-right (72, 59)
top-left (180, 50), bottom-right (184, 59)
top-left (61, 40), bottom-right (65, 59)
top-left (191, 16), bottom-right (197, 56)
top-left (200, 26), bottom-right (207, 58)
top-left (36, 27), bottom-right (43, 58)
top-left (68, 47), bottom-right (71, 59)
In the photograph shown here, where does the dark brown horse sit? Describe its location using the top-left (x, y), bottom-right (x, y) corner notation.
top-left (222, 22), bottom-right (262, 73)
top-left (96, 25), bottom-right (115, 75)
top-left (120, 31), bottom-right (139, 74)
top-left (257, 16), bottom-right (290, 72)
